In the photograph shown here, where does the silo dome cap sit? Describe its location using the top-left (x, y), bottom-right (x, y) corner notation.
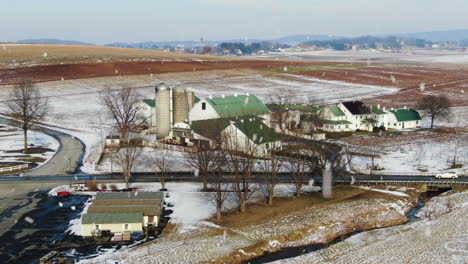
top-left (156, 83), bottom-right (169, 91)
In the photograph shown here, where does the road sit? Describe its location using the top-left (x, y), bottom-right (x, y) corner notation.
top-left (0, 117), bottom-right (85, 176)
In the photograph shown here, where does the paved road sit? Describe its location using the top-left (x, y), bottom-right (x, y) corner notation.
top-left (0, 117), bottom-right (84, 176)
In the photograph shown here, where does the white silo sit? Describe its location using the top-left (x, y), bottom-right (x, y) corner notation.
top-left (155, 83), bottom-right (172, 139)
top-left (173, 86), bottom-right (190, 124)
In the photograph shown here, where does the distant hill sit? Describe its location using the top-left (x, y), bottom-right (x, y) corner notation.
top-left (17, 38), bottom-right (93, 45)
top-left (389, 29), bottom-right (468, 42)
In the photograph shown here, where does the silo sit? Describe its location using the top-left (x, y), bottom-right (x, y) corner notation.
top-left (155, 83), bottom-right (171, 139)
top-left (173, 87), bottom-right (190, 124)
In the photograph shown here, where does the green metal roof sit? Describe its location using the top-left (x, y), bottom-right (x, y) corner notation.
top-left (323, 120), bottom-right (353, 125)
top-left (194, 96), bottom-right (200, 103)
top-left (389, 108), bottom-right (422, 122)
top-left (205, 95), bottom-right (270, 118)
top-left (142, 99), bottom-right (156, 107)
top-left (233, 117), bottom-right (277, 144)
top-left (370, 105), bottom-right (386, 115)
top-left (191, 116), bottom-right (277, 144)
top-left (327, 105), bottom-right (345, 117)
top-left (82, 212), bottom-right (143, 224)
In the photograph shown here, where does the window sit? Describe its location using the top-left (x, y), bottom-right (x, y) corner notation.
top-left (124, 224), bottom-right (129, 230)
top-left (201, 102), bottom-right (206, 110)
top-left (95, 224), bottom-right (100, 230)
top-left (345, 125), bottom-right (349, 128)
top-left (394, 123), bottom-right (396, 126)
top-left (416, 121), bottom-right (419, 124)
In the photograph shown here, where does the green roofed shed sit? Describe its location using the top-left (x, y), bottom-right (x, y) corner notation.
top-left (233, 117), bottom-right (277, 144)
top-left (323, 120), bottom-right (353, 125)
top-left (82, 212), bottom-right (143, 224)
top-left (389, 108), bottom-right (422, 122)
top-left (206, 95), bottom-right (270, 118)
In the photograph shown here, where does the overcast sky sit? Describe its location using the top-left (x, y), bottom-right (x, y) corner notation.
top-left (2, 0), bottom-right (468, 44)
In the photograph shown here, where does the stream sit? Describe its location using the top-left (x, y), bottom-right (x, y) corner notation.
top-left (245, 190), bottom-right (445, 264)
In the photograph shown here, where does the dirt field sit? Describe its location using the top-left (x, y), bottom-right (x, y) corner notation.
top-left (292, 65), bottom-right (468, 107)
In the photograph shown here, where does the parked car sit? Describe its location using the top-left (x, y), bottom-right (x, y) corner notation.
top-left (435, 171), bottom-right (458, 179)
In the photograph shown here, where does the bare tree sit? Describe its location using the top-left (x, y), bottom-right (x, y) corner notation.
top-left (259, 151), bottom-right (283, 206)
top-left (209, 152), bottom-right (231, 221)
top-left (184, 120), bottom-right (226, 191)
top-left (154, 148), bottom-right (175, 191)
top-left (416, 95), bottom-right (451, 129)
top-left (114, 138), bottom-right (143, 189)
top-left (100, 87), bottom-right (144, 139)
top-left (5, 80), bottom-right (49, 153)
top-left (269, 91), bottom-right (294, 132)
top-left (222, 120), bottom-right (259, 213)
top-left (285, 138), bottom-right (313, 198)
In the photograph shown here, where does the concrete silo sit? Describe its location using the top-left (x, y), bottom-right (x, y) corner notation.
top-left (173, 86), bottom-right (190, 124)
top-left (155, 83), bottom-right (172, 139)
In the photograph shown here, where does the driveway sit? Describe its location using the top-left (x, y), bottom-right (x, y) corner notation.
top-left (0, 117), bottom-right (85, 176)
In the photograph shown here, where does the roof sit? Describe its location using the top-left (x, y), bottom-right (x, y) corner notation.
top-left (370, 105), bottom-right (386, 115)
top-left (87, 205), bottom-right (161, 216)
top-left (327, 105), bottom-right (345, 117)
top-left (342, 101), bottom-right (371, 115)
top-left (191, 116), bottom-right (278, 144)
top-left (191, 119), bottom-right (231, 140)
top-left (233, 117), bottom-right (277, 144)
top-left (92, 199), bottom-right (162, 206)
top-left (95, 192), bottom-right (164, 201)
top-left (142, 99), bottom-right (156, 107)
top-left (389, 108), bottom-right (422, 122)
top-left (82, 213), bottom-right (143, 224)
top-left (205, 95), bottom-right (270, 118)
top-left (194, 96), bottom-right (200, 103)
top-left (323, 120), bottom-right (353, 125)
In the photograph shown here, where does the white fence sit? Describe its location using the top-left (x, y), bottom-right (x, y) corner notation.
top-left (0, 164), bottom-right (29, 173)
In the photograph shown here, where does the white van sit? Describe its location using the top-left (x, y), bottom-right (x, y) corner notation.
top-left (435, 171), bottom-right (458, 179)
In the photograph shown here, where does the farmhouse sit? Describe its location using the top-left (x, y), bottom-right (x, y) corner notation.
top-left (81, 192), bottom-right (164, 239)
top-left (137, 99), bottom-right (156, 132)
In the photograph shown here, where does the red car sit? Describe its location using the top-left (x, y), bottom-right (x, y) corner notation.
top-left (57, 191), bottom-right (71, 197)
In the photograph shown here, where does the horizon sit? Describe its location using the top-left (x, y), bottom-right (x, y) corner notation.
top-left (2, 0), bottom-right (468, 45)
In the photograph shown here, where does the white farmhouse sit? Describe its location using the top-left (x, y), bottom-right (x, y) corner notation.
top-left (137, 99), bottom-right (156, 133)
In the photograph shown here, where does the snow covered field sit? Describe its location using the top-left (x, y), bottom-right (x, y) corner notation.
top-left (0, 69), bottom-right (401, 173)
top-left (273, 191), bottom-right (468, 264)
top-left (258, 49), bottom-right (468, 64)
top-left (0, 124), bottom-right (59, 167)
top-left (343, 130), bottom-right (468, 174)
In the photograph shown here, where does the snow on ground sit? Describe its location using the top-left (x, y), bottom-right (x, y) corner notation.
top-left (273, 191), bottom-right (468, 264)
top-left (358, 186), bottom-right (410, 197)
top-left (66, 197), bottom-right (92, 236)
top-left (0, 124), bottom-right (59, 168)
top-left (258, 48), bottom-right (468, 64)
top-left (346, 131), bottom-right (468, 174)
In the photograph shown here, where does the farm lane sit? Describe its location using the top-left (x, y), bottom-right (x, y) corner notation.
top-left (0, 116), bottom-right (84, 176)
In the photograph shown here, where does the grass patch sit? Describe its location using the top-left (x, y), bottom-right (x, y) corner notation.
top-left (268, 64), bottom-right (366, 74)
top-left (217, 186), bottom-right (368, 230)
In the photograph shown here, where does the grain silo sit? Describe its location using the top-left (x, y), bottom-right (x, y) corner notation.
top-left (155, 83), bottom-right (172, 139)
top-left (173, 86), bottom-right (190, 124)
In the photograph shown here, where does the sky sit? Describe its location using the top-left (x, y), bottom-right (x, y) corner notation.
top-left (2, 0), bottom-right (468, 44)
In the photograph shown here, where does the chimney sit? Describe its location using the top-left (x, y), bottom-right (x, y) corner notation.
top-left (234, 93), bottom-right (238, 97)
top-left (209, 94), bottom-right (213, 99)
top-left (377, 104), bottom-right (380, 109)
top-left (221, 94), bottom-right (225, 98)
top-left (246, 92), bottom-right (250, 96)
top-left (383, 106), bottom-right (386, 111)
top-left (404, 106), bottom-right (407, 110)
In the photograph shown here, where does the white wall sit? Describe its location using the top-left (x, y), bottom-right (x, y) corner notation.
top-left (189, 99), bottom-right (220, 121)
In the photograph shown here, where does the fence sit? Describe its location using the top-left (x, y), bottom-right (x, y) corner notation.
top-left (152, 142), bottom-right (195, 153)
top-left (0, 164), bottom-right (29, 173)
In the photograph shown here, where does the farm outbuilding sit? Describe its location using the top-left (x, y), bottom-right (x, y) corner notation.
top-left (82, 212), bottom-right (144, 238)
